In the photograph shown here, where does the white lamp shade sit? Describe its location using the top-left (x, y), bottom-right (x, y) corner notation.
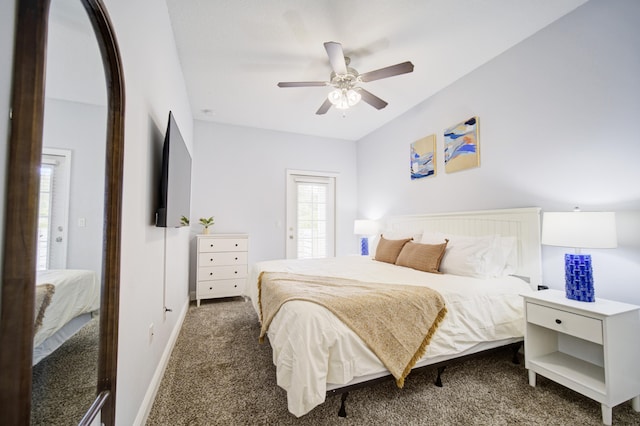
top-left (541, 211), bottom-right (617, 249)
top-left (354, 219), bottom-right (379, 236)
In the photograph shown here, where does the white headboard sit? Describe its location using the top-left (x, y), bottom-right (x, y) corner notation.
top-left (384, 207), bottom-right (542, 290)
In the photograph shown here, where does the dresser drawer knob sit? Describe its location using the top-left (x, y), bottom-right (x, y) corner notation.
top-left (235, 243), bottom-right (238, 247)
top-left (235, 257), bottom-right (238, 260)
top-left (209, 287), bottom-right (213, 290)
top-left (555, 319), bottom-right (562, 324)
top-left (234, 284), bottom-right (237, 288)
top-left (209, 272), bottom-right (213, 276)
top-left (210, 258), bottom-right (213, 262)
top-left (234, 271), bottom-right (238, 274)
top-left (210, 244), bottom-right (214, 247)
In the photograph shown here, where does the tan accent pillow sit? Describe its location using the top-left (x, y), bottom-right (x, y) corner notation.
top-left (395, 240), bottom-right (449, 273)
top-left (374, 235), bottom-right (413, 264)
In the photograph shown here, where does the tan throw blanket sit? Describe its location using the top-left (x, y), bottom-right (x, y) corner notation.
top-left (35, 283), bottom-right (55, 333)
top-left (258, 271), bottom-right (447, 387)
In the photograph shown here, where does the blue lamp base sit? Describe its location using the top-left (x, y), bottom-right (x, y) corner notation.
top-left (565, 253), bottom-right (595, 302)
top-left (360, 237), bottom-right (369, 256)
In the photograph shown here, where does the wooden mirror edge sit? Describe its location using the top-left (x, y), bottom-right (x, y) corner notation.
top-left (0, 0), bottom-right (125, 424)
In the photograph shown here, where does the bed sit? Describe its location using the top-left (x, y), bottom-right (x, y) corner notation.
top-left (247, 207), bottom-right (542, 417)
top-left (33, 269), bottom-right (100, 365)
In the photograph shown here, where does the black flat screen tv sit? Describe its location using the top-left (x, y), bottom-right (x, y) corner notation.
top-left (156, 111), bottom-right (192, 227)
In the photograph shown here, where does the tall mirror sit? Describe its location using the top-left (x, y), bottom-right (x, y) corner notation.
top-left (30, 0), bottom-right (106, 423)
top-left (0, 0), bottom-right (124, 424)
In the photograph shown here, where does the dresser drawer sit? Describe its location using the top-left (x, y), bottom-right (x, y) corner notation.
top-left (197, 279), bottom-right (244, 298)
top-left (198, 252), bottom-right (247, 267)
top-left (198, 265), bottom-right (247, 281)
top-left (526, 302), bottom-right (603, 344)
top-left (198, 238), bottom-right (247, 253)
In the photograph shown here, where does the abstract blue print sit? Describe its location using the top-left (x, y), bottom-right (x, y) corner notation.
top-left (444, 116), bottom-right (479, 173)
top-left (410, 134), bottom-right (436, 179)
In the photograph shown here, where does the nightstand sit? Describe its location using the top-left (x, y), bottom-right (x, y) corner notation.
top-left (522, 290), bottom-right (640, 425)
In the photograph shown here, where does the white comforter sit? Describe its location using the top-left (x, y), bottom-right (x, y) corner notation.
top-left (34, 269), bottom-right (100, 349)
top-left (247, 256), bottom-right (534, 417)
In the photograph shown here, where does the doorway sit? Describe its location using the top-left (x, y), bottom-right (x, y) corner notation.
top-left (38, 148), bottom-right (72, 270)
top-left (286, 170), bottom-right (336, 259)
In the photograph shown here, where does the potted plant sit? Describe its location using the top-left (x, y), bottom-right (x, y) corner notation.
top-left (199, 216), bottom-right (214, 234)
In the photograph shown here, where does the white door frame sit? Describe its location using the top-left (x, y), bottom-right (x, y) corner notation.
top-left (286, 169), bottom-right (337, 259)
top-left (41, 147), bottom-right (72, 269)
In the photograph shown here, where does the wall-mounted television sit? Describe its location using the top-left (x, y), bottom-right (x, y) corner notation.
top-left (156, 111), bottom-right (192, 228)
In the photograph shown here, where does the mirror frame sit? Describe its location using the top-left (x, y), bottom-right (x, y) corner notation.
top-left (0, 0), bottom-right (124, 424)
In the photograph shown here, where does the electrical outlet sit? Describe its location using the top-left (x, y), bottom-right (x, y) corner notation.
top-left (148, 323), bottom-right (154, 344)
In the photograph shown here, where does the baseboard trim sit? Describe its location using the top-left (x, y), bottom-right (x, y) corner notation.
top-left (133, 298), bottom-right (189, 425)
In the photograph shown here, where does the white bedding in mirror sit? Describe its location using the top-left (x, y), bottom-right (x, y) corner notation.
top-left (33, 269), bottom-right (100, 365)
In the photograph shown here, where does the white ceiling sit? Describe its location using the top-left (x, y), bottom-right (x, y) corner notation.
top-left (166, 0), bottom-right (587, 141)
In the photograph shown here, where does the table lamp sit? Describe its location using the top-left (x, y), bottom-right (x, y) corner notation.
top-left (541, 209), bottom-right (617, 302)
top-left (354, 219), bottom-right (379, 256)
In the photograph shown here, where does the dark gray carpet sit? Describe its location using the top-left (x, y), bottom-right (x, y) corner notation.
top-left (147, 298), bottom-right (640, 425)
top-left (31, 316), bottom-right (99, 425)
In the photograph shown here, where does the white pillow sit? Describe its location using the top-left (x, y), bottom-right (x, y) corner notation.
top-left (420, 232), bottom-right (510, 278)
top-left (498, 236), bottom-right (518, 275)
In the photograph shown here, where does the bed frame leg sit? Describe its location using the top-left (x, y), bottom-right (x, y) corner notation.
top-left (338, 392), bottom-right (348, 417)
top-left (511, 342), bottom-right (522, 364)
top-left (435, 366), bottom-right (446, 387)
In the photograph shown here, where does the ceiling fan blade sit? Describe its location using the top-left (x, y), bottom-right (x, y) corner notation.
top-left (359, 61), bottom-right (414, 82)
top-left (356, 88), bottom-right (388, 110)
top-left (324, 41), bottom-right (347, 75)
top-left (278, 81), bottom-right (327, 88)
top-left (316, 98), bottom-right (332, 115)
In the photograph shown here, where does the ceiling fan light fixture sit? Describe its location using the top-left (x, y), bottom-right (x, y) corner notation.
top-left (278, 41), bottom-right (413, 115)
top-left (328, 88), bottom-right (361, 110)
top-left (346, 89), bottom-right (361, 106)
top-left (328, 88), bottom-right (344, 105)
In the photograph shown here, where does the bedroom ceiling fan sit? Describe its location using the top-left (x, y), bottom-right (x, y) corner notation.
top-left (277, 41), bottom-right (414, 115)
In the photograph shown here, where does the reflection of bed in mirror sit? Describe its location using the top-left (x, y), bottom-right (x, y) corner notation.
top-left (33, 269), bottom-right (100, 365)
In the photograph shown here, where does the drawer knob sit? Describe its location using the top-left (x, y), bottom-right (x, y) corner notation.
top-left (209, 272), bottom-right (213, 276)
top-left (234, 271), bottom-right (238, 274)
top-left (209, 287), bottom-right (213, 290)
top-left (234, 285), bottom-right (237, 288)
top-left (555, 319), bottom-right (562, 324)
top-left (210, 258), bottom-right (213, 261)
top-left (235, 257), bottom-right (238, 260)
top-left (235, 243), bottom-right (238, 246)
top-left (210, 244), bottom-right (213, 247)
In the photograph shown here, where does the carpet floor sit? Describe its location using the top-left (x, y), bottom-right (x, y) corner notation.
top-left (147, 298), bottom-right (640, 425)
top-left (31, 316), bottom-right (99, 425)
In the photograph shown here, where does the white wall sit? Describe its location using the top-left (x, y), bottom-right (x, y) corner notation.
top-left (102, 0), bottom-right (194, 424)
top-left (191, 121), bottom-right (358, 293)
top-left (43, 98), bottom-right (106, 275)
top-left (357, 0), bottom-right (640, 304)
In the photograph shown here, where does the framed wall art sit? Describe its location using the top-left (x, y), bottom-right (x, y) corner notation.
top-left (444, 116), bottom-right (479, 173)
top-left (410, 134), bottom-right (436, 180)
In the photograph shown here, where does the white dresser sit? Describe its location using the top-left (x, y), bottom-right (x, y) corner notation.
top-left (196, 234), bottom-right (248, 306)
top-left (523, 290), bottom-right (640, 425)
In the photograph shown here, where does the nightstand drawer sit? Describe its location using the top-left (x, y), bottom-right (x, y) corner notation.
top-left (527, 302), bottom-right (603, 344)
